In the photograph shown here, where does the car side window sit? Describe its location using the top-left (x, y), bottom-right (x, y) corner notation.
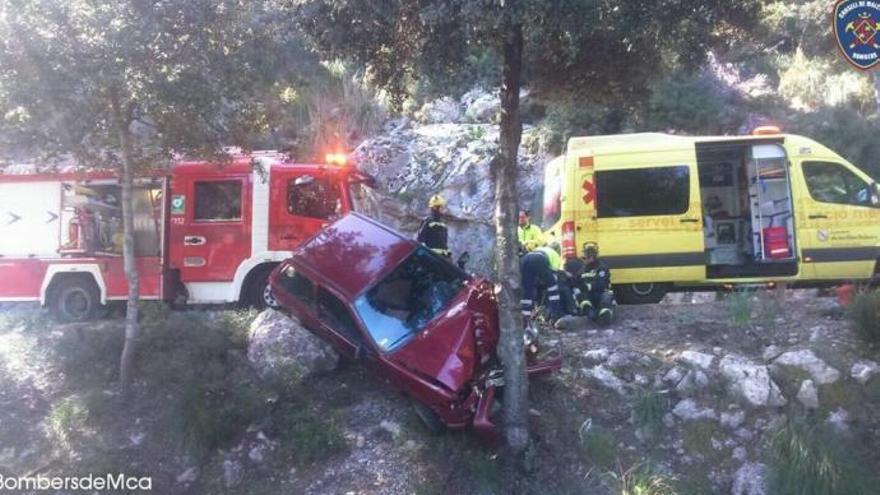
top-left (194, 180), bottom-right (242, 221)
top-left (280, 271), bottom-right (315, 310)
top-left (803, 161), bottom-right (872, 207)
top-left (318, 288), bottom-right (364, 345)
top-left (288, 175), bottom-right (341, 220)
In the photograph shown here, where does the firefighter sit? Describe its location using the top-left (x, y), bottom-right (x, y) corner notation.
top-left (570, 242), bottom-right (615, 325)
top-left (517, 211), bottom-right (544, 253)
top-left (520, 242), bottom-right (565, 327)
top-left (417, 194), bottom-right (450, 258)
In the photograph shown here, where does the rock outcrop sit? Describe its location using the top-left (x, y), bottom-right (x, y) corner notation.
top-left (247, 309), bottom-right (339, 390)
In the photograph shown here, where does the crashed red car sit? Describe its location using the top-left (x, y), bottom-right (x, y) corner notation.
top-left (269, 212), bottom-right (561, 439)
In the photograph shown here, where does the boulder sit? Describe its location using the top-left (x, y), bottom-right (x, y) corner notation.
top-left (851, 360), bottom-right (880, 385)
top-left (796, 380), bottom-right (819, 409)
top-left (731, 463), bottom-right (768, 495)
top-left (415, 96), bottom-right (462, 124)
top-left (773, 349), bottom-right (840, 385)
top-left (583, 348), bottom-right (610, 365)
top-left (247, 309), bottom-right (339, 388)
top-left (676, 369), bottom-right (711, 396)
top-left (461, 87), bottom-right (500, 123)
top-left (679, 350), bottom-right (715, 371)
top-left (672, 399), bottom-right (717, 422)
top-left (720, 409), bottom-right (746, 430)
top-left (720, 355), bottom-right (786, 408)
top-left (584, 365), bottom-right (627, 395)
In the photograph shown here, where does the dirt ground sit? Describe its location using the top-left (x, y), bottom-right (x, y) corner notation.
top-left (0, 290), bottom-right (878, 494)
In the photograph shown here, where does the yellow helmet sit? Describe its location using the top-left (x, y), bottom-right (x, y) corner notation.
top-left (428, 194), bottom-right (446, 208)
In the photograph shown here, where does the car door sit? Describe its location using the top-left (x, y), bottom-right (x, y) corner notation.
top-left (317, 287), bottom-right (371, 360)
top-left (268, 170), bottom-right (345, 251)
top-left (796, 159), bottom-right (880, 280)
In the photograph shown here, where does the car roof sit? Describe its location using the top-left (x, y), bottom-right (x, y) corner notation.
top-left (291, 213), bottom-right (417, 299)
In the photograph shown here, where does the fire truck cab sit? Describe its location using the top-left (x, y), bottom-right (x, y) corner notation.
top-left (0, 152), bottom-right (374, 321)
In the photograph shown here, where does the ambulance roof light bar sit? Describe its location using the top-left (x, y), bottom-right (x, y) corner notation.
top-left (752, 125), bottom-right (782, 136)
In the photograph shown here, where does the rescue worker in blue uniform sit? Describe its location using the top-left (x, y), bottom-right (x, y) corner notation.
top-left (520, 242), bottom-right (564, 325)
top-left (417, 194), bottom-right (450, 258)
top-left (566, 242), bottom-right (615, 325)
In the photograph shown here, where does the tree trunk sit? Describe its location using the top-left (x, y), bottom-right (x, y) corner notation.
top-left (493, 22), bottom-right (528, 453)
top-left (113, 99), bottom-right (141, 398)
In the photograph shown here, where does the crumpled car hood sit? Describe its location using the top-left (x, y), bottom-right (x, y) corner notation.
top-left (389, 299), bottom-right (476, 392)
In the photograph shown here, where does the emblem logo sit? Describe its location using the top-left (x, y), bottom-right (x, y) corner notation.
top-left (582, 179), bottom-right (596, 205)
top-left (171, 195), bottom-right (185, 215)
top-left (834, 0), bottom-right (880, 70)
top-left (817, 229), bottom-right (829, 242)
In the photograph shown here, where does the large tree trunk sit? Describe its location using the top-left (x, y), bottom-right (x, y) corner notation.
top-left (113, 99), bottom-right (141, 398)
top-left (493, 22), bottom-right (528, 453)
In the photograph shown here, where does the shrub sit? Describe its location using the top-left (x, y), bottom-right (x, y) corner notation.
top-left (632, 390), bottom-right (668, 434)
top-left (47, 395), bottom-right (91, 452)
top-left (768, 415), bottom-right (873, 495)
top-left (268, 401), bottom-right (346, 465)
top-left (603, 462), bottom-right (678, 495)
top-left (849, 290), bottom-right (880, 346)
top-left (724, 290), bottom-right (753, 327)
top-left (579, 421), bottom-right (617, 469)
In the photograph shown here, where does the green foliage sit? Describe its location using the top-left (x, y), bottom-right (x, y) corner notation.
top-left (632, 390), bottom-right (669, 434)
top-left (645, 73), bottom-right (745, 135)
top-left (681, 420), bottom-right (728, 465)
top-left (768, 415), bottom-right (874, 495)
top-left (849, 290), bottom-right (880, 346)
top-left (267, 401), bottom-right (346, 465)
top-left (603, 462), bottom-right (678, 495)
top-left (724, 290), bottom-right (754, 327)
top-left (579, 423), bottom-right (617, 469)
top-left (47, 395), bottom-right (91, 452)
top-left (791, 109), bottom-right (880, 179)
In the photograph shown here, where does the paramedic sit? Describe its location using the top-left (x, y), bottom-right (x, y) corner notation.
top-left (520, 242), bottom-right (564, 324)
top-left (517, 211), bottom-right (545, 253)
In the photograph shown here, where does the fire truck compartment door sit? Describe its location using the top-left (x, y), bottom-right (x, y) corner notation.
top-left (0, 181), bottom-right (62, 257)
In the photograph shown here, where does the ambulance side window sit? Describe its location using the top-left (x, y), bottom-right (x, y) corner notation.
top-left (596, 166), bottom-right (690, 218)
top-left (803, 161), bottom-right (873, 207)
top-left (288, 176), bottom-right (341, 220)
top-left (193, 180), bottom-right (242, 221)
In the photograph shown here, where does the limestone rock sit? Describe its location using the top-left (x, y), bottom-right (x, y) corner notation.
top-left (774, 349), bottom-right (840, 385)
top-left (720, 355), bottom-right (786, 408)
top-left (851, 360), bottom-right (880, 385)
top-left (720, 410), bottom-right (746, 430)
top-left (583, 348), bottom-right (610, 365)
top-left (415, 96), bottom-right (462, 124)
top-left (247, 309), bottom-right (339, 389)
top-left (585, 365), bottom-right (627, 395)
top-left (796, 380), bottom-right (819, 409)
top-left (679, 350), bottom-right (715, 371)
top-left (672, 399), bottom-right (717, 421)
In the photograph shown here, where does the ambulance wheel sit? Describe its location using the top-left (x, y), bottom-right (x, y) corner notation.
top-left (248, 267), bottom-right (280, 310)
top-left (410, 399), bottom-right (445, 435)
top-left (616, 283), bottom-right (668, 305)
top-left (51, 278), bottom-right (101, 322)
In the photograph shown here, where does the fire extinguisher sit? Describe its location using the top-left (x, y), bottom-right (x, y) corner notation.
top-left (68, 216), bottom-right (80, 248)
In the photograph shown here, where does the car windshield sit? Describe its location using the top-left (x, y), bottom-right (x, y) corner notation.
top-left (354, 247), bottom-right (468, 352)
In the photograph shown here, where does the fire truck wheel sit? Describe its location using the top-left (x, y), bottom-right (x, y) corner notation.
top-left (410, 399), bottom-right (445, 435)
top-left (51, 278), bottom-right (102, 322)
top-left (616, 283), bottom-right (668, 305)
top-left (248, 267), bottom-right (280, 310)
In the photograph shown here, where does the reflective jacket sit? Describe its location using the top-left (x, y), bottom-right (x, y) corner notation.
top-left (534, 246), bottom-right (562, 271)
top-left (518, 223), bottom-right (545, 252)
top-left (417, 211), bottom-right (449, 256)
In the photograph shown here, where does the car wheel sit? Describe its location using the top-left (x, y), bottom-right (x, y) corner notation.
top-left (249, 267), bottom-right (280, 310)
top-left (616, 283), bottom-right (668, 305)
top-left (51, 278), bottom-right (102, 322)
top-left (411, 399), bottom-right (445, 435)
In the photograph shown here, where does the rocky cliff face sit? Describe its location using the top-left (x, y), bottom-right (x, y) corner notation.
top-left (352, 88), bottom-right (550, 275)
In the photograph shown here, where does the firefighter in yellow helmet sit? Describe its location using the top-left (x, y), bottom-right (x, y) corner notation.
top-left (566, 242), bottom-right (615, 325)
top-left (417, 194), bottom-right (450, 257)
top-left (517, 211), bottom-right (545, 254)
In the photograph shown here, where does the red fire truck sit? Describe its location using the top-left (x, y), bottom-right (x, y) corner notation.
top-left (0, 152), bottom-right (374, 321)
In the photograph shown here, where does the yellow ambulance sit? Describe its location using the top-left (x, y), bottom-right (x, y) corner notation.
top-left (540, 127), bottom-right (880, 303)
